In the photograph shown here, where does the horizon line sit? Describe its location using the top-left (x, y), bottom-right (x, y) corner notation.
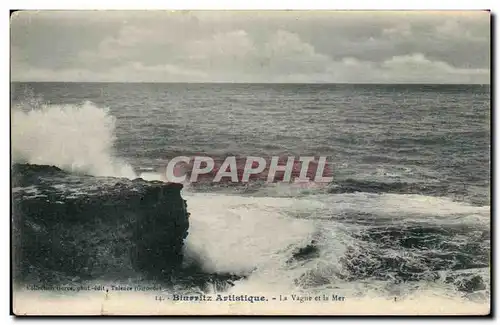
top-left (9, 81), bottom-right (491, 86)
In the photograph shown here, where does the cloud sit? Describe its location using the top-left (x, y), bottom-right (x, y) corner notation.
top-left (380, 53), bottom-right (490, 83)
top-left (185, 30), bottom-right (255, 59)
top-left (10, 11), bottom-right (490, 83)
top-left (11, 62), bottom-right (209, 83)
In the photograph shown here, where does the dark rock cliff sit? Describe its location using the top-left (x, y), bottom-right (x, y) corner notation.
top-left (12, 163), bottom-right (190, 284)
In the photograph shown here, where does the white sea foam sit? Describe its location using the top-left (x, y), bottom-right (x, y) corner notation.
top-left (183, 190), bottom-right (490, 299)
top-left (184, 193), bottom-right (316, 275)
top-left (12, 101), bottom-right (136, 178)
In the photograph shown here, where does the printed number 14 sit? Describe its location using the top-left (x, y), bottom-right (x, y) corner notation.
top-left (155, 295), bottom-right (166, 301)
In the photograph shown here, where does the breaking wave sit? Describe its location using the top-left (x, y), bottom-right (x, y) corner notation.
top-left (11, 101), bottom-right (136, 178)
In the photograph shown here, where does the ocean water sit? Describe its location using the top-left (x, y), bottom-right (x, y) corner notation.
top-left (11, 82), bottom-right (491, 307)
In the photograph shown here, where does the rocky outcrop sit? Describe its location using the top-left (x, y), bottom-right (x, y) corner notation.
top-left (11, 163), bottom-right (189, 284)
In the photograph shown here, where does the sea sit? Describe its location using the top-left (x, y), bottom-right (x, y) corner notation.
top-left (11, 82), bottom-right (491, 311)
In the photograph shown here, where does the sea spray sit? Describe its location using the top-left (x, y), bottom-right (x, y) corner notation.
top-left (11, 101), bottom-right (136, 178)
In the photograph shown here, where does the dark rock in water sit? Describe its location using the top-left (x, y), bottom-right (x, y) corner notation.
top-left (445, 273), bottom-right (487, 293)
top-left (458, 275), bottom-right (486, 293)
top-left (288, 240), bottom-right (319, 263)
top-left (11, 163), bottom-right (189, 284)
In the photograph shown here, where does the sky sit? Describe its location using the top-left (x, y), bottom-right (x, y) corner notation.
top-left (10, 10), bottom-right (491, 83)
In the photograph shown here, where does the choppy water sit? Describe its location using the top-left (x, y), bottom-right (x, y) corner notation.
top-left (11, 82), bottom-right (491, 304)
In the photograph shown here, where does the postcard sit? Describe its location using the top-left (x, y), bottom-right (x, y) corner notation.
top-left (10, 10), bottom-right (491, 316)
